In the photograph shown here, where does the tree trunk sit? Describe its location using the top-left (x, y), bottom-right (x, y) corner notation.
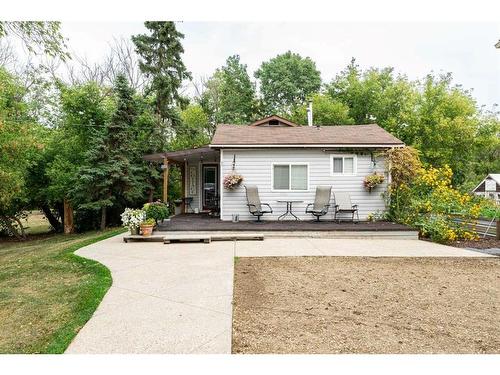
top-left (63, 199), bottom-right (75, 234)
top-left (12, 216), bottom-right (27, 239)
top-left (100, 206), bottom-right (107, 231)
top-left (0, 216), bottom-right (24, 240)
top-left (163, 158), bottom-right (169, 203)
top-left (56, 202), bottom-right (64, 223)
top-left (148, 188), bottom-right (154, 203)
top-left (41, 204), bottom-right (63, 232)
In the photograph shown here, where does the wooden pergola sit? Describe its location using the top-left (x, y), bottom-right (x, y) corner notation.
top-left (143, 146), bottom-right (217, 206)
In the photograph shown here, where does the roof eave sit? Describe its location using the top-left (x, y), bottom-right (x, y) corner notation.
top-left (209, 143), bottom-right (405, 148)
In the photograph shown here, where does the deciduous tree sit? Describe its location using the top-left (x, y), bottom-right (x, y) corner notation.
top-left (255, 51), bottom-right (321, 115)
top-left (0, 21), bottom-right (69, 60)
top-left (326, 60), bottom-right (484, 185)
top-left (200, 55), bottom-right (256, 127)
top-left (171, 104), bottom-right (211, 150)
top-left (326, 59), bottom-right (417, 139)
top-left (290, 93), bottom-right (354, 125)
top-left (0, 67), bottom-right (41, 238)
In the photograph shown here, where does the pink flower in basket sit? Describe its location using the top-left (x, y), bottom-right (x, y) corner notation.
top-left (223, 173), bottom-right (243, 190)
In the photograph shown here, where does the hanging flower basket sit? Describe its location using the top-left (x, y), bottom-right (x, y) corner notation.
top-left (363, 172), bottom-right (385, 192)
top-left (223, 173), bottom-right (244, 190)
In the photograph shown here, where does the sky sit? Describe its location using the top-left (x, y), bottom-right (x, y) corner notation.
top-left (59, 21), bottom-right (500, 108)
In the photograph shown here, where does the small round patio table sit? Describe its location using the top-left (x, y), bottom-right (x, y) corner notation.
top-left (277, 200), bottom-right (303, 221)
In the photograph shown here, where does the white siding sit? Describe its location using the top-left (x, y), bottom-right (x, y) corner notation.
top-left (220, 148), bottom-right (388, 221)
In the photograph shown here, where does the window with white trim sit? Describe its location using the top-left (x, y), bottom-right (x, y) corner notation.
top-left (272, 164), bottom-right (308, 190)
top-left (331, 155), bottom-right (357, 175)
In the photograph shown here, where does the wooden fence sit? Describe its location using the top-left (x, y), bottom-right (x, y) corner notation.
top-left (451, 216), bottom-right (499, 239)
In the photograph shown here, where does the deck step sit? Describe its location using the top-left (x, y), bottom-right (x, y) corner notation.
top-left (209, 233), bottom-right (264, 241)
top-left (124, 233), bottom-right (265, 244)
top-left (162, 233), bottom-right (265, 244)
top-left (123, 235), bottom-right (164, 243)
top-left (163, 234), bottom-right (211, 244)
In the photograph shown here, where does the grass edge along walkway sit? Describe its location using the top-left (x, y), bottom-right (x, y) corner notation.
top-left (44, 228), bottom-right (125, 354)
top-left (0, 228), bottom-right (125, 354)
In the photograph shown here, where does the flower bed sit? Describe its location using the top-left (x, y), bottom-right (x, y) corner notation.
top-left (386, 148), bottom-right (481, 243)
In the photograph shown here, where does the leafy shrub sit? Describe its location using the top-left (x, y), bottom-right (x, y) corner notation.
top-left (366, 210), bottom-right (388, 222)
top-left (478, 200), bottom-right (499, 220)
top-left (143, 201), bottom-right (169, 225)
top-left (386, 148), bottom-right (479, 243)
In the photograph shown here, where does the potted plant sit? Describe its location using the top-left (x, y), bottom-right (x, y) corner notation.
top-left (140, 218), bottom-right (156, 236)
top-left (173, 199), bottom-right (183, 215)
top-left (143, 201), bottom-right (169, 225)
top-left (223, 173), bottom-right (244, 190)
top-left (120, 208), bottom-right (146, 235)
top-left (363, 172), bottom-right (385, 192)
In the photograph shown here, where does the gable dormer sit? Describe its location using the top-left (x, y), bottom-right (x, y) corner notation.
top-left (249, 115), bottom-right (299, 127)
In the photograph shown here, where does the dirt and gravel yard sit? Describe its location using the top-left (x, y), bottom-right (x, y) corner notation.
top-left (232, 257), bottom-right (500, 354)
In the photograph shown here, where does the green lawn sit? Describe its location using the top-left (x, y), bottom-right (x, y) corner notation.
top-left (0, 228), bottom-right (125, 353)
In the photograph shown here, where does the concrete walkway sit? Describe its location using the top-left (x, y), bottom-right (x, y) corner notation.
top-left (66, 234), bottom-right (491, 354)
top-left (66, 234), bottom-right (235, 354)
top-left (235, 237), bottom-right (494, 257)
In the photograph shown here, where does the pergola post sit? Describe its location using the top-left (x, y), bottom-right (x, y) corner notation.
top-left (180, 162), bottom-right (186, 213)
top-left (162, 158), bottom-right (169, 204)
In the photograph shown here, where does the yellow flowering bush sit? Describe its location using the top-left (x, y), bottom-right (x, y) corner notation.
top-left (386, 148), bottom-right (479, 243)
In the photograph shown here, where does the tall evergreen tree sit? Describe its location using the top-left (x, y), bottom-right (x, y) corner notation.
top-left (73, 75), bottom-right (144, 229)
top-left (132, 21), bottom-right (191, 144)
top-left (106, 74), bottom-right (144, 204)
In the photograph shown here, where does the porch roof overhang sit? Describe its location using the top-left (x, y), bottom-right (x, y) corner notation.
top-left (143, 146), bottom-right (218, 164)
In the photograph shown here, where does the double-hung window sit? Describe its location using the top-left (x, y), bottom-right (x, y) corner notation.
top-left (331, 155), bottom-right (356, 175)
top-left (272, 164), bottom-right (308, 191)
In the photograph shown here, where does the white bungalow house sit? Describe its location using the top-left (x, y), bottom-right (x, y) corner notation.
top-left (144, 115), bottom-right (405, 221)
top-left (472, 174), bottom-right (500, 203)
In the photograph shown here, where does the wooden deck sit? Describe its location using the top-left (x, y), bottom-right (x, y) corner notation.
top-left (157, 214), bottom-right (412, 232)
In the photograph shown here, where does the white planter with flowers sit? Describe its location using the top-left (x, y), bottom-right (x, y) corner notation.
top-left (121, 208), bottom-right (146, 235)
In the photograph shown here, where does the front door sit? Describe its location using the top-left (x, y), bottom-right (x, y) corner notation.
top-left (202, 164), bottom-right (219, 211)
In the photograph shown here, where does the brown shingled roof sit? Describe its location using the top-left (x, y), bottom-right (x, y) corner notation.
top-left (210, 124), bottom-right (404, 147)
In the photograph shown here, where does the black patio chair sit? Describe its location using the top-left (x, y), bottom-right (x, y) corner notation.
top-left (305, 186), bottom-right (332, 222)
top-left (244, 185), bottom-right (273, 222)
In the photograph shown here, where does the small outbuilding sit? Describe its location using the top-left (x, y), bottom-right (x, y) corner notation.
top-left (472, 174), bottom-right (500, 202)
